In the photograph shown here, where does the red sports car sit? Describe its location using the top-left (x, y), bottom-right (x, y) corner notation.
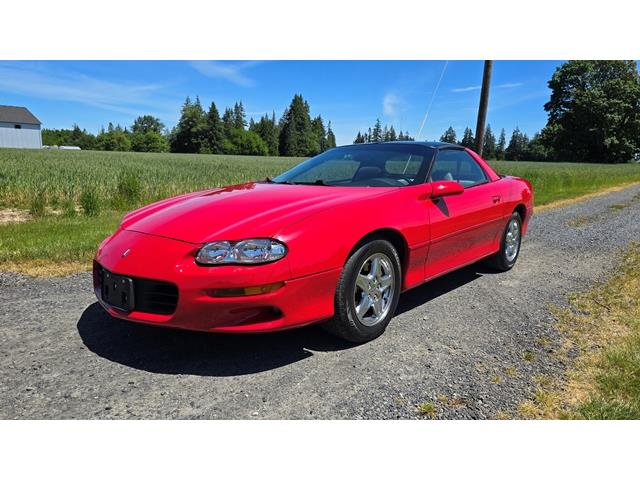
top-left (94, 142), bottom-right (533, 342)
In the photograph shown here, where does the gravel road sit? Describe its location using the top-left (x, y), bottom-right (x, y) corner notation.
top-left (2, 184), bottom-right (639, 419)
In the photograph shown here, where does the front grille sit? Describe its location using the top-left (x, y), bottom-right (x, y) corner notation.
top-left (133, 277), bottom-right (179, 315)
top-left (95, 263), bottom-right (178, 315)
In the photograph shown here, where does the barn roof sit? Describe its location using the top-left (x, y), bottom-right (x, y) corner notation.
top-left (0, 105), bottom-right (41, 125)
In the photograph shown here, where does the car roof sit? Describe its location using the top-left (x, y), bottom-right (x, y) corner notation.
top-left (340, 141), bottom-right (463, 150)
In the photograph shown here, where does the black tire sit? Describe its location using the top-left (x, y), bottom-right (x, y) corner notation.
top-left (322, 239), bottom-right (402, 343)
top-left (485, 212), bottom-right (522, 272)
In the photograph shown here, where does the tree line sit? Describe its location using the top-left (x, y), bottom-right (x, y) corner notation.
top-left (438, 124), bottom-right (547, 161)
top-left (353, 119), bottom-right (414, 143)
top-left (42, 93), bottom-right (336, 157)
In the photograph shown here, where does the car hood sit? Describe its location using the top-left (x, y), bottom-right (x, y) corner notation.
top-left (121, 182), bottom-right (394, 243)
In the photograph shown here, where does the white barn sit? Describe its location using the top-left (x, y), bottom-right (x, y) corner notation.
top-left (0, 105), bottom-right (42, 149)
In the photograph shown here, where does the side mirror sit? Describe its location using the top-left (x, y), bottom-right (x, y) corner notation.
top-left (430, 180), bottom-right (464, 199)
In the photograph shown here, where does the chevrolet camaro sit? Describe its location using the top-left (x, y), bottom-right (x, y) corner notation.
top-left (94, 141), bottom-right (533, 342)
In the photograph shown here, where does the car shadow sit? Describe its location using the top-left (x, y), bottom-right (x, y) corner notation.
top-left (77, 262), bottom-right (495, 377)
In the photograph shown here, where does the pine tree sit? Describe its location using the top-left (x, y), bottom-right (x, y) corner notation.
top-left (205, 101), bottom-right (224, 154)
top-left (310, 115), bottom-right (327, 154)
top-left (506, 127), bottom-right (529, 161)
top-left (387, 125), bottom-right (397, 142)
top-left (222, 108), bottom-right (234, 137)
top-left (440, 126), bottom-right (457, 144)
top-left (326, 121), bottom-right (336, 148)
top-left (460, 127), bottom-right (475, 148)
top-left (483, 124), bottom-right (497, 159)
top-left (170, 96), bottom-right (208, 153)
top-left (371, 118), bottom-right (383, 142)
top-left (232, 101), bottom-right (247, 130)
top-left (354, 131), bottom-right (365, 143)
top-left (278, 94), bottom-right (315, 156)
top-left (496, 128), bottom-right (506, 160)
top-left (250, 112), bottom-right (279, 156)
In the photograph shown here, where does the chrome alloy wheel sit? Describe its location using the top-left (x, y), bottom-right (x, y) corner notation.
top-left (505, 218), bottom-right (520, 262)
top-left (353, 252), bottom-right (395, 327)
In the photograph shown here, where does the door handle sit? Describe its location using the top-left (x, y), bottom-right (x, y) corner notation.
top-left (492, 195), bottom-right (501, 204)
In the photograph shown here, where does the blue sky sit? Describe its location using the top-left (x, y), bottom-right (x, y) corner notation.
top-left (0, 60), bottom-right (563, 145)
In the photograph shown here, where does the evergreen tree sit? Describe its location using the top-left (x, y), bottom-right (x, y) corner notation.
top-left (310, 115), bottom-right (328, 154)
top-left (326, 121), bottom-right (336, 148)
top-left (205, 101), bottom-right (224, 154)
top-left (460, 127), bottom-right (475, 148)
top-left (371, 118), bottom-right (383, 142)
top-left (354, 131), bottom-right (365, 144)
top-left (506, 127), bottom-right (529, 161)
top-left (387, 125), bottom-right (397, 141)
top-left (496, 128), bottom-right (506, 160)
top-left (483, 124), bottom-right (497, 159)
top-left (232, 101), bottom-right (247, 130)
top-left (222, 107), bottom-right (234, 137)
top-left (440, 126), bottom-right (457, 144)
top-left (170, 96), bottom-right (208, 153)
top-left (250, 112), bottom-right (279, 156)
top-left (278, 94), bottom-right (314, 156)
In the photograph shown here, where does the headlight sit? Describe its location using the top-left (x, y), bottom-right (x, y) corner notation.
top-left (195, 238), bottom-right (287, 265)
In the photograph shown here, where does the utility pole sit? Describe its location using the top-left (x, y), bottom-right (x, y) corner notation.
top-left (474, 60), bottom-right (493, 156)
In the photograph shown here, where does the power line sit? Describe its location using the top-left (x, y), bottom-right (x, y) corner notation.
top-left (416, 60), bottom-right (448, 140)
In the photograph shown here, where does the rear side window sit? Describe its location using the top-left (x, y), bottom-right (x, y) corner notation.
top-left (429, 149), bottom-right (488, 188)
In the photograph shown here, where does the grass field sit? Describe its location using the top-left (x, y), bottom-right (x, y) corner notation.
top-left (1, 148), bottom-right (640, 275)
top-left (0, 149), bottom-right (303, 209)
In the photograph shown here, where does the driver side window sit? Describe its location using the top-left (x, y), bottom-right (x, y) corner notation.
top-left (429, 149), bottom-right (488, 188)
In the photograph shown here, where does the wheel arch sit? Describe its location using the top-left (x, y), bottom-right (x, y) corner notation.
top-left (346, 228), bottom-right (409, 278)
top-left (514, 203), bottom-right (527, 221)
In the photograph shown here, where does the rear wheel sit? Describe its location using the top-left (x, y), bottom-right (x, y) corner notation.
top-left (323, 239), bottom-right (401, 343)
top-left (486, 212), bottom-right (522, 271)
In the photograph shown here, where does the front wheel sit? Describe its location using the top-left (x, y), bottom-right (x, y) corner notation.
top-left (323, 239), bottom-right (402, 343)
top-left (485, 212), bottom-right (522, 271)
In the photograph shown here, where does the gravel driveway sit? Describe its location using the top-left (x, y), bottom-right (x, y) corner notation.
top-left (2, 184), bottom-right (639, 419)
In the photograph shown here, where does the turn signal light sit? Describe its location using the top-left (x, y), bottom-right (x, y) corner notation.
top-left (209, 281), bottom-right (285, 297)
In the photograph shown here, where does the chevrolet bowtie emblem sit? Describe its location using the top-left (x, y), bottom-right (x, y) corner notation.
top-left (121, 248), bottom-right (131, 258)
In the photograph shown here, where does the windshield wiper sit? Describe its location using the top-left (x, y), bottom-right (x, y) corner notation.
top-left (291, 179), bottom-right (330, 186)
top-left (269, 179), bottom-right (332, 186)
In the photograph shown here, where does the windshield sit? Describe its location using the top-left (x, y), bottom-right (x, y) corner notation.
top-left (272, 143), bottom-right (434, 187)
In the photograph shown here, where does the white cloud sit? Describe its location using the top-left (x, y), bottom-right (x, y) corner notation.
top-left (451, 85), bottom-right (481, 93)
top-left (0, 62), bottom-right (174, 117)
top-left (497, 82), bottom-right (524, 88)
top-left (189, 61), bottom-right (258, 87)
top-left (383, 92), bottom-right (403, 117)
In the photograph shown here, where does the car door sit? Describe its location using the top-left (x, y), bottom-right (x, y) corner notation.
top-left (424, 148), bottom-right (504, 280)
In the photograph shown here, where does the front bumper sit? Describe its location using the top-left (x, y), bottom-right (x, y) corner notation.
top-left (94, 229), bottom-right (340, 332)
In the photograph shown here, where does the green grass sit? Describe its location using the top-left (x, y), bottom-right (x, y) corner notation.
top-left (488, 160), bottom-right (640, 206)
top-left (0, 149), bottom-right (303, 209)
top-left (1, 149), bottom-right (640, 275)
top-left (417, 401), bottom-right (437, 418)
top-left (0, 211), bottom-right (121, 272)
top-left (519, 243), bottom-right (640, 419)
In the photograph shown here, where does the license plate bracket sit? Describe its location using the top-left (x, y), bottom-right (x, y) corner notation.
top-left (102, 270), bottom-right (135, 311)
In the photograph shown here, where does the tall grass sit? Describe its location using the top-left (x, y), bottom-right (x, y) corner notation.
top-left (1, 149), bottom-right (640, 211)
top-left (489, 160), bottom-right (640, 205)
top-left (0, 149), bottom-right (303, 210)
